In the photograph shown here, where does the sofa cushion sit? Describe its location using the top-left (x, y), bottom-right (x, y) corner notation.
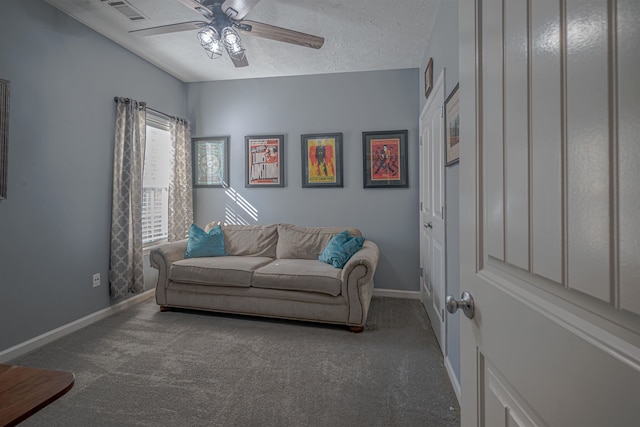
top-left (185, 224), bottom-right (226, 259)
top-left (252, 259), bottom-right (342, 296)
top-left (204, 223), bottom-right (278, 257)
top-left (276, 224), bottom-right (362, 260)
top-left (319, 230), bottom-right (366, 268)
top-left (170, 256), bottom-right (273, 287)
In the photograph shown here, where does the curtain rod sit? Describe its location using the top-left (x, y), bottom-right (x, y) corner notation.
top-left (146, 107), bottom-right (177, 121)
top-left (113, 97), bottom-right (186, 123)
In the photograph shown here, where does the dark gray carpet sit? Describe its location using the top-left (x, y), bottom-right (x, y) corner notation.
top-left (10, 297), bottom-right (460, 426)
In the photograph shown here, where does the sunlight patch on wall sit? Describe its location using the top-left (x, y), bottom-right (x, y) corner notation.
top-left (225, 187), bottom-right (258, 224)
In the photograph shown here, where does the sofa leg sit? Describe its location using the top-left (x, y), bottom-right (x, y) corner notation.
top-left (159, 305), bottom-right (171, 312)
top-left (348, 325), bottom-right (364, 333)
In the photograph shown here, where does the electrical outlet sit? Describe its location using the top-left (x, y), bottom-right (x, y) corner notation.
top-left (93, 273), bottom-right (101, 288)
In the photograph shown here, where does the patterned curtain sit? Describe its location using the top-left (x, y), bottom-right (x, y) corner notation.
top-left (109, 97), bottom-right (146, 299)
top-left (168, 118), bottom-right (193, 241)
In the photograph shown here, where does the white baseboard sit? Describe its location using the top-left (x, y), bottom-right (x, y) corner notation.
top-left (373, 288), bottom-right (421, 300)
top-left (0, 289), bottom-right (155, 363)
top-left (444, 355), bottom-right (461, 404)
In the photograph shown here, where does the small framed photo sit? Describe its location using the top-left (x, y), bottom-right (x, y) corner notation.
top-left (425, 57), bottom-right (433, 99)
top-left (193, 136), bottom-right (229, 187)
top-left (445, 84), bottom-right (460, 166)
top-left (245, 135), bottom-right (285, 187)
top-left (301, 133), bottom-right (343, 188)
top-left (362, 130), bottom-right (409, 188)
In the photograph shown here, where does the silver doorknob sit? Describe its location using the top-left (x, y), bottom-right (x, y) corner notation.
top-left (424, 221), bottom-right (433, 229)
top-left (445, 291), bottom-right (475, 319)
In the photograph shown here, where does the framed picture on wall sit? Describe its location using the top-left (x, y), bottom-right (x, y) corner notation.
top-left (193, 136), bottom-right (229, 187)
top-left (301, 132), bottom-right (343, 188)
top-left (445, 84), bottom-right (460, 166)
top-left (245, 134), bottom-right (285, 187)
top-left (0, 79), bottom-right (9, 200)
top-left (362, 130), bottom-right (409, 188)
top-left (424, 57), bottom-right (433, 99)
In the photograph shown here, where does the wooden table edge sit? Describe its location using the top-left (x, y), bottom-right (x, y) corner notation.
top-left (0, 365), bottom-right (75, 427)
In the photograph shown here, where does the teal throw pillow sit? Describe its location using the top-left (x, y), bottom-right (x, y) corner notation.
top-left (319, 230), bottom-right (365, 269)
top-left (185, 224), bottom-right (226, 258)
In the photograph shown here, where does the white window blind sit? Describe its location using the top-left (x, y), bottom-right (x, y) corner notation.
top-left (142, 112), bottom-right (171, 245)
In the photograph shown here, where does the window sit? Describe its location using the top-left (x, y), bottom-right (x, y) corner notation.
top-left (142, 112), bottom-right (171, 245)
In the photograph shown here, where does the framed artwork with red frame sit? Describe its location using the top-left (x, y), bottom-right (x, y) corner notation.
top-left (362, 130), bottom-right (408, 188)
top-left (301, 132), bottom-right (343, 188)
top-left (245, 134), bottom-right (285, 188)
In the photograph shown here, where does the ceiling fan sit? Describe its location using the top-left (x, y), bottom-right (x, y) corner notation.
top-left (129, 0), bottom-right (325, 67)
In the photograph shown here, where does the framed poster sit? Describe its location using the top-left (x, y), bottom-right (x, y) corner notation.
top-left (445, 83), bottom-right (460, 165)
top-left (362, 130), bottom-right (409, 188)
top-left (193, 136), bottom-right (229, 187)
top-left (0, 79), bottom-right (9, 200)
top-left (301, 133), bottom-right (343, 188)
top-left (245, 135), bottom-right (285, 187)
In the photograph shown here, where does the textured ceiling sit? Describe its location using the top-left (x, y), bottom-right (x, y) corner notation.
top-left (43, 0), bottom-right (439, 82)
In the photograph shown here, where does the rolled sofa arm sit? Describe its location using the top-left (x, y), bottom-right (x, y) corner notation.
top-left (149, 239), bottom-right (188, 305)
top-left (340, 240), bottom-right (380, 326)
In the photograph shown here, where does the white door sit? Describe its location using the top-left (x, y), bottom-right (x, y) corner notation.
top-left (419, 71), bottom-right (446, 350)
top-left (456, 1), bottom-right (640, 426)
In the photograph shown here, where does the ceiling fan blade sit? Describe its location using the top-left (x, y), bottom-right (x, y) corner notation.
top-left (129, 21), bottom-right (208, 36)
top-left (174, 0), bottom-right (213, 19)
top-left (230, 54), bottom-right (249, 67)
top-left (222, 0), bottom-right (261, 20)
top-left (236, 20), bottom-right (324, 49)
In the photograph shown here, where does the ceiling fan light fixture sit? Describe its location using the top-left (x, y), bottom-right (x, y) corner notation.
top-left (197, 26), bottom-right (223, 59)
top-left (128, 0), bottom-right (325, 69)
top-left (222, 27), bottom-right (246, 58)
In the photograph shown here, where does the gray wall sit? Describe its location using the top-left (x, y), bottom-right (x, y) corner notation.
top-left (187, 69), bottom-right (420, 292)
top-left (420, 0), bottom-right (460, 113)
top-left (419, 0), bottom-right (461, 384)
top-left (0, 0), bottom-right (186, 352)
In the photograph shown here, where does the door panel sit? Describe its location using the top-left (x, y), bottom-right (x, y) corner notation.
top-left (476, 267), bottom-right (640, 426)
top-left (432, 238), bottom-right (444, 319)
top-left (530, 0), bottom-right (563, 284)
top-left (459, 0), bottom-right (640, 425)
top-left (504, 0), bottom-right (529, 271)
top-left (483, 357), bottom-right (542, 427)
top-left (566, 0), bottom-right (610, 300)
top-left (618, 0), bottom-right (640, 315)
top-left (433, 112), bottom-right (445, 223)
top-left (420, 71), bottom-right (446, 349)
top-left (422, 229), bottom-right (432, 294)
top-left (482, 0), bottom-right (505, 261)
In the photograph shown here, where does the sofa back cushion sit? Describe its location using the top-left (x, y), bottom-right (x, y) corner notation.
top-left (276, 224), bottom-right (362, 260)
top-left (204, 222), bottom-right (278, 257)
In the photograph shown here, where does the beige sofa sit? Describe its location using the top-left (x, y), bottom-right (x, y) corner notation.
top-left (149, 223), bottom-right (380, 332)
